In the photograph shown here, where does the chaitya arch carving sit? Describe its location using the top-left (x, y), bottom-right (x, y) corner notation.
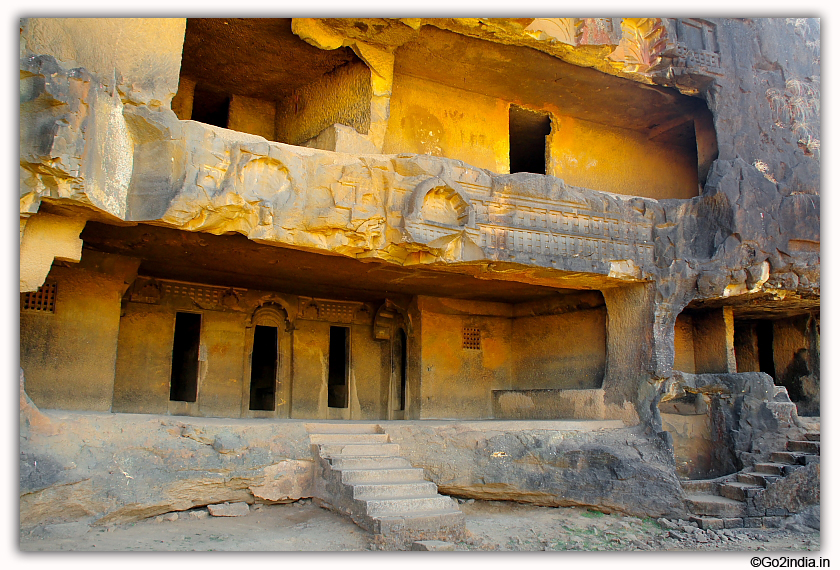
top-left (404, 176), bottom-right (474, 228)
top-left (247, 298), bottom-right (294, 331)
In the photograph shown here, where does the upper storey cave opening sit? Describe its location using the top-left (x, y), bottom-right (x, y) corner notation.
top-left (171, 19), bottom-right (718, 202)
top-left (383, 26), bottom-right (718, 200)
top-left (172, 18), bottom-right (372, 145)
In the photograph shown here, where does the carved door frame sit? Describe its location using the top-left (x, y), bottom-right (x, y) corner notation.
top-left (241, 303), bottom-right (292, 418)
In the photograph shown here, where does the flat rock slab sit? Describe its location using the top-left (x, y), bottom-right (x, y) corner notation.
top-left (207, 502), bottom-right (250, 517)
top-left (42, 521), bottom-right (91, 539)
top-left (410, 540), bottom-right (455, 551)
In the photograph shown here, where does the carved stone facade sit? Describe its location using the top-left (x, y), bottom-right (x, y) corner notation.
top-left (19, 18), bottom-right (819, 527)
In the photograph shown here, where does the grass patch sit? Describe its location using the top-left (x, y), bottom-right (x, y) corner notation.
top-left (581, 509), bottom-right (605, 519)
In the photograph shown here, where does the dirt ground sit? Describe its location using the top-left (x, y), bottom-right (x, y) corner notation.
top-left (20, 498), bottom-right (819, 554)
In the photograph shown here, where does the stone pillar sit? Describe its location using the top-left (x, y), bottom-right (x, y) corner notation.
top-left (171, 76), bottom-right (196, 120)
top-left (602, 282), bottom-right (656, 424)
top-left (693, 306), bottom-right (737, 373)
top-left (228, 95), bottom-right (276, 140)
top-left (20, 250), bottom-right (140, 411)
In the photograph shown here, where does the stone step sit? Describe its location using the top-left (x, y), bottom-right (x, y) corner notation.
top-left (353, 481), bottom-right (439, 500)
top-left (770, 451), bottom-right (816, 466)
top-left (373, 509), bottom-right (466, 532)
top-left (719, 481), bottom-right (762, 502)
top-left (804, 432), bottom-right (820, 442)
top-left (786, 440), bottom-right (820, 454)
top-left (328, 455), bottom-right (413, 470)
top-left (364, 496), bottom-right (459, 517)
top-left (680, 479), bottom-right (720, 494)
top-left (737, 471), bottom-right (780, 487)
top-left (341, 467), bottom-right (427, 485)
top-left (309, 433), bottom-right (390, 445)
top-left (754, 462), bottom-right (784, 475)
top-left (319, 443), bottom-right (401, 457)
top-left (685, 494), bottom-right (747, 518)
top-left (305, 423), bottom-right (383, 434)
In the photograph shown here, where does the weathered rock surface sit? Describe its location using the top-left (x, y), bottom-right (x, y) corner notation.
top-left (21, 376), bottom-right (689, 527)
top-left (660, 371), bottom-right (806, 472)
top-left (410, 540), bottom-right (455, 551)
top-left (763, 462), bottom-right (819, 514)
top-left (20, 376), bottom-right (314, 528)
top-left (382, 421), bottom-right (685, 519)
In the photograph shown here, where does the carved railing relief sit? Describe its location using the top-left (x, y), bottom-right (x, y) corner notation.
top-left (399, 175), bottom-right (655, 267)
top-left (127, 277), bottom-right (248, 310)
top-left (296, 297), bottom-right (373, 325)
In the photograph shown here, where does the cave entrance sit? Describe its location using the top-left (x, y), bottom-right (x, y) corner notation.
top-left (170, 311), bottom-right (201, 402)
top-left (755, 320), bottom-right (777, 378)
top-left (509, 104), bottom-right (551, 175)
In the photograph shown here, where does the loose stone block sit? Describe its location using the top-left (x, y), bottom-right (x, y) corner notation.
top-left (207, 502), bottom-right (251, 517)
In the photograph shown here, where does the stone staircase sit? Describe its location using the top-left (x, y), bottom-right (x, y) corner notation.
top-left (683, 430), bottom-right (820, 530)
top-left (306, 423), bottom-right (465, 549)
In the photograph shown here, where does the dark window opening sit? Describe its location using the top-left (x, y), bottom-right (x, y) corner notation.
top-left (328, 326), bottom-right (349, 408)
top-left (756, 320), bottom-right (776, 379)
top-left (170, 312), bottom-right (201, 402)
top-left (394, 328), bottom-right (407, 411)
top-left (191, 86), bottom-right (230, 128)
top-left (509, 105), bottom-right (552, 175)
top-left (249, 325), bottom-right (278, 411)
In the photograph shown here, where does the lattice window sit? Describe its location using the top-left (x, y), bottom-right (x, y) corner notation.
top-left (321, 303), bottom-right (357, 323)
top-left (463, 327), bottom-right (481, 350)
top-left (22, 282), bottom-right (57, 313)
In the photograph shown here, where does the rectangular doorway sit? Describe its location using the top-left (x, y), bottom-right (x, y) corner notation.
top-left (170, 312), bottom-right (201, 402)
top-left (249, 325), bottom-right (278, 411)
top-left (328, 326), bottom-right (349, 408)
top-left (509, 104), bottom-right (552, 175)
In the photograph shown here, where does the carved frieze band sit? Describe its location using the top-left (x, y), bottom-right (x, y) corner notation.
top-left (475, 199), bottom-right (654, 264)
top-left (128, 277), bottom-right (246, 309)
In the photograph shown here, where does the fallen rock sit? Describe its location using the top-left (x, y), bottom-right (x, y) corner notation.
top-left (207, 502), bottom-right (250, 517)
top-left (189, 510), bottom-right (209, 520)
top-left (163, 512), bottom-right (179, 522)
